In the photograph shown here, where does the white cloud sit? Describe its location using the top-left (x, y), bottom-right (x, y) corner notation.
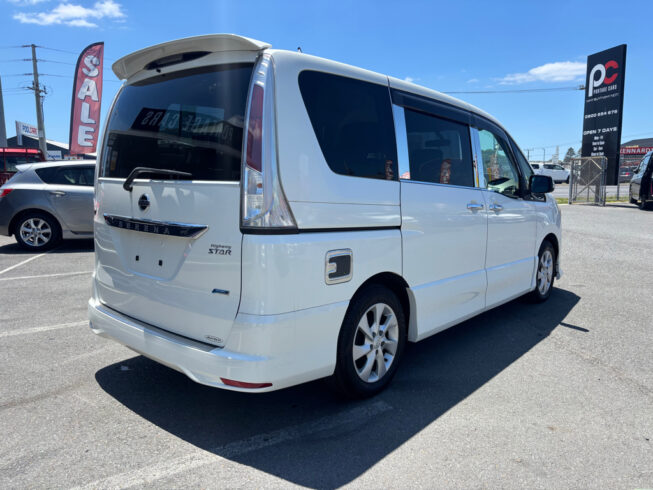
top-left (12, 0), bottom-right (125, 27)
top-left (498, 61), bottom-right (586, 85)
top-left (404, 76), bottom-right (414, 83)
top-left (466, 78), bottom-right (479, 84)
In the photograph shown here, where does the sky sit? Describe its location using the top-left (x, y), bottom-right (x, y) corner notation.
top-left (1, 0), bottom-right (652, 159)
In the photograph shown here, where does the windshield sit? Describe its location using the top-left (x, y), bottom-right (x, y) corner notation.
top-left (100, 63), bottom-right (253, 182)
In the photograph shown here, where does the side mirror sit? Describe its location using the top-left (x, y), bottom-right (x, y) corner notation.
top-left (530, 174), bottom-right (554, 194)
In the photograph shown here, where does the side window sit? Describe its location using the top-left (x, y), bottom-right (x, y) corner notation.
top-left (298, 71), bottom-right (397, 180)
top-left (37, 166), bottom-right (89, 186)
top-left (511, 141), bottom-right (533, 190)
top-left (404, 109), bottom-right (474, 187)
top-left (80, 166), bottom-right (95, 186)
top-left (478, 129), bottom-right (520, 198)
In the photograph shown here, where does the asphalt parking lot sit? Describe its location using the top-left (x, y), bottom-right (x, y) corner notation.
top-left (1, 204), bottom-right (652, 489)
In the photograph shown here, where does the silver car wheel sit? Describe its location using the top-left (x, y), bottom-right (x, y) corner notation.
top-left (19, 218), bottom-right (52, 248)
top-left (352, 302), bottom-right (399, 383)
top-left (537, 249), bottom-right (554, 295)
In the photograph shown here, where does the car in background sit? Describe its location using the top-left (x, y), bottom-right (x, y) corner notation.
top-left (0, 160), bottom-right (95, 250)
top-left (619, 166), bottom-right (636, 183)
top-left (532, 163), bottom-right (570, 184)
top-left (0, 148), bottom-right (46, 185)
top-left (629, 151), bottom-right (652, 210)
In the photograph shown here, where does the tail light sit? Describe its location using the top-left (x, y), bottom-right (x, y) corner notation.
top-left (241, 53), bottom-right (296, 231)
top-left (0, 188), bottom-right (13, 198)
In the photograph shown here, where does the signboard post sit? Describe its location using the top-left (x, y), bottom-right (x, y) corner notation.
top-left (581, 44), bottom-right (627, 185)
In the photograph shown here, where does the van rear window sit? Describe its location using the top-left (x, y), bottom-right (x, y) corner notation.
top-left (100, 63), bottom-right (253, 182)
top-left (299, 71), bottom-right (398, 181)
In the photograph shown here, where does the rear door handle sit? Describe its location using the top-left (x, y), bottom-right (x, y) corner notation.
top-left (489, 203), bottom-right (504, 212)
top-left (467, 202), bottom-right (484, 211)
top-left (49, 191), bottom-right (66, 197)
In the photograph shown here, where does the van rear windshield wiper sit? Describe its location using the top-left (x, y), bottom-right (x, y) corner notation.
top-left (123, 167), bottom-right (193, 191)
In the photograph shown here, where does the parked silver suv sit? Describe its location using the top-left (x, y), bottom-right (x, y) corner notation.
top-left (0, 160), bottom-right (95, 250)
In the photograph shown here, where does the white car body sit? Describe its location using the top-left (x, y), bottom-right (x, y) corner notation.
top-left (532, 163), bottom-right (570, 183)
top-left (88, 34), bottom-right (562, 392)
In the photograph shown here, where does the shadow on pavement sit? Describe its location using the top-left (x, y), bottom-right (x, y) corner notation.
top-left (0, 239), bottom-right (94, 255)
top-left (96, 287), bottom-right (580, 488)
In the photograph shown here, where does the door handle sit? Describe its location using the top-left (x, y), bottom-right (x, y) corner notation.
top-left (49, 191), bottom-right (66, 197)
top-left (489, 203), bottom-right (504, 212)
top-left (466, 202), bottom-right (484, 211)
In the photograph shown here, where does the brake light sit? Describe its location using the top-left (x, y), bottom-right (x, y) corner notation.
top-left (241, 53), bottom-right (296, 230)
top-left (0, 188), bottom-right (12, 198)
top-left (220, 378), bottom-right (272, 389)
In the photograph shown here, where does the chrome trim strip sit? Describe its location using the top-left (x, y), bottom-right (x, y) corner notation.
top-left (470, 126), bottom-right (486, 189)
top-left (103, 214), bottom-right (208, 239)
top-left (392, 104), bottom-right (411, 180)
top-left (400, 179), bottom-right (483, 191)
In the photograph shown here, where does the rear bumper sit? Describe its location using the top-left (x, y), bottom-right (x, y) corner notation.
top-left (88, 297), bottom-right (347, 392)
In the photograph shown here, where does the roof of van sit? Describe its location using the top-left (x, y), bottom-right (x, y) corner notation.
top-left (114, 34), bottom-right (505, 133)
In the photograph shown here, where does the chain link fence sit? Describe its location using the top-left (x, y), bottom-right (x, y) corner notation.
top-left (569, 156), bottom-right (607, 206)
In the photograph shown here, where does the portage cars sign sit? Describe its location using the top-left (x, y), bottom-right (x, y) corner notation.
top-left (581, 45), bottom-right (627, 185)
top-left (69, 42), bottom-right (104, 155)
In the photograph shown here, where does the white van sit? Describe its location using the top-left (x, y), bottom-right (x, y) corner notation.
top-left (89, 34), bottom-right (561, 397)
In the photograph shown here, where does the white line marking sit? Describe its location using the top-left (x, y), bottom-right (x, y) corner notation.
top-left (0, 321), bottom-right (87, 338)
top-left (0, 253), bottom-right (46, 276)
top-left (75, 400), bottom-right (392, 490)
top-left (0, 270), bottom-right (93, 282)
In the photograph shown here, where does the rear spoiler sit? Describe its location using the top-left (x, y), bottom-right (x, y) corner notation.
top-left (112, 34), bottom-right (271, 80)
top-left (15, 164), bottom-right (33, 173)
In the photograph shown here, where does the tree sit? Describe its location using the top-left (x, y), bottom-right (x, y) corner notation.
top-left (563, 147), bottom-right (575, 164)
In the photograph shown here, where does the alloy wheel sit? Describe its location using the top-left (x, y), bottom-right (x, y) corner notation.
top-left (352, 302), bottom-right (399, 383)
top-left (537, 249), bottom-right (554, 296)
top-left (19, 218), bottom-right (52, 248)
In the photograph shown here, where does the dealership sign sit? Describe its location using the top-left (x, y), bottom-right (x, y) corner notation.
top-left (69, 42), bottom-right (104, 155)
top-left (15, 120), bottom-right (39, 145)
top-left (581, 44), bottom-right (627, 185)
top-left (620, 146), bottom-right (653, 155)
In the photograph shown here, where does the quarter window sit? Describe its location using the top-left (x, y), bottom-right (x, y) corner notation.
top-left (478, 129), bottom-right (520, 198)
top-left (403, 109), bottom-right (474, 187)
top-left (36, 166), bottom-right (95, 186)
top-left (299, 71), bottom-right (398, 180)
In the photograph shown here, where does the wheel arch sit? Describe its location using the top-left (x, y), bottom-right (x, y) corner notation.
top-left (349, 272), bottom-right (416, 342)
top-left (540, 233), bottom-right (559, 275)
top-left (9, 208), bottom-right (62, 237)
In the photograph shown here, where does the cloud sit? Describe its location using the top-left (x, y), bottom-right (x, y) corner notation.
top-left (12, 0), bottom-right (125, 27)
top-left (404, 76), bottom-right (414, 83)
top-left (498, 61), bottom-right (586, 85)
top-left (466, 78), bottom-right (479, 84)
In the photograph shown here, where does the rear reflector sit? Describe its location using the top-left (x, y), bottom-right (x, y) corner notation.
top-left (220, 378), bottom-right (272, 389)
top-left (0, 188), bottom-right (13, 198)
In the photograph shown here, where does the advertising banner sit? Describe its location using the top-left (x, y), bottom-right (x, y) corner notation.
top-left (581, 44), bottom-right (627, 185)
top-left (69, 42), bottom-right (104, 155)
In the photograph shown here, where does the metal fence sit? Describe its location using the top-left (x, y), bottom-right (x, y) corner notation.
top-left (569, 156), bottom-right (607, 206)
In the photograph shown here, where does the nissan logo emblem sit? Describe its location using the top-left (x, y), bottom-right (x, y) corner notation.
top-left (138, 194), bottom-right (150, 211)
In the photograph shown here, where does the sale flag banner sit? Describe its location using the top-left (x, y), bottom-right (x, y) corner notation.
top-left (69, 42), bottom-right (104, 155)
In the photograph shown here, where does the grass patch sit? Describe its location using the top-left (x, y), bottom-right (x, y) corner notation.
top-left (556, 196), bottom-right (629, 205)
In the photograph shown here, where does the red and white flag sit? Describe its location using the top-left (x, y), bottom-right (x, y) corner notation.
top-left (69, 42), bottom-right (104, 155)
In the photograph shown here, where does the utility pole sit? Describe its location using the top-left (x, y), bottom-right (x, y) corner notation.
top-left (27, 44), bottom-right (48, 156)
top-left (0, 75), bottom-right (7, 147)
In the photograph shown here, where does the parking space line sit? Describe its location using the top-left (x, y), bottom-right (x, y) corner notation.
top-left (75, 400), bottom-right (392, 490)
top-left (0, 270), bottom-right (93, 282)
top-left (0, 253), bottom-right (46, 276)
top-left (0, 321), bottom-right (87, 338)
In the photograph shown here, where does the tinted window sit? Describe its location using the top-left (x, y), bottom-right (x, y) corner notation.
top-left (479, 129), bottom-right (520, 197)
top-left (404, 109), bottom-right (474, 186)
top-left (101, 63), bottom-right (253, 182)
top-left (511, 141), bottom-right (533, 192)
top-left (299, 71), bottom-right (397, 180)
top-left (36, 165), bottom-right (95, 186)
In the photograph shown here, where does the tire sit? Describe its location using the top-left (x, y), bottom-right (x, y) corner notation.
top-left (629, 189), bottom-right (637, 205)
top-left (14, 211), bottom-right (61, 251)
top-left (331, 285), bottom-right (407, 398)
top-left (565, 176), bottom-right (570, 184)
top-left (528, 240), bottom-right (555, 303)
top-left (639, 199), bottom-right (651, 210)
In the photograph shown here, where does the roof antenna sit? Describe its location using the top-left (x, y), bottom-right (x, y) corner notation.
top-left (297, 46), bottom-right (302, 53)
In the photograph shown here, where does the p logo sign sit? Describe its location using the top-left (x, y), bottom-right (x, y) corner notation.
top-left (588, 60), bottom-right (618, 97)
